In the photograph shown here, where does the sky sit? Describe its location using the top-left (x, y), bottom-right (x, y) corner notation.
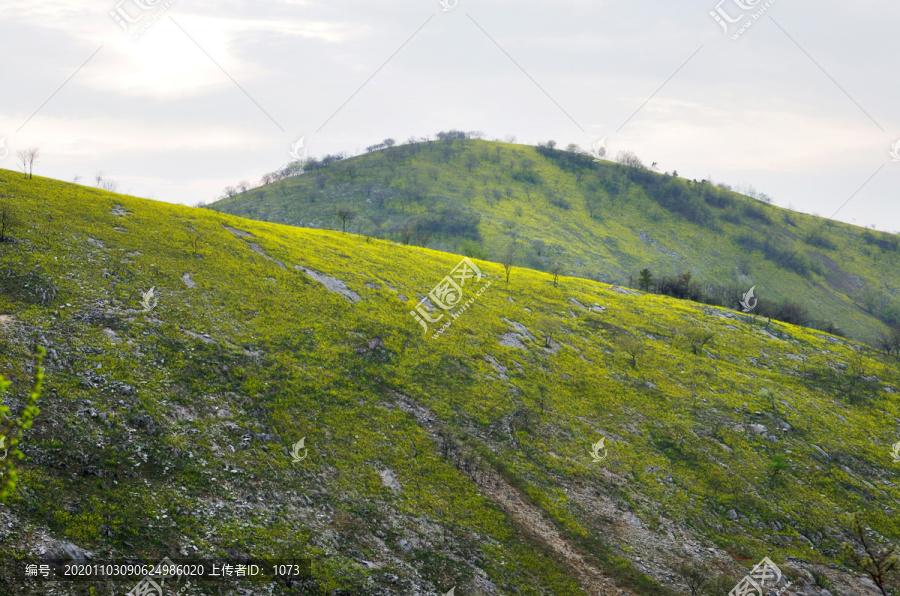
top-left (1, 0), bottom-right (898, 231)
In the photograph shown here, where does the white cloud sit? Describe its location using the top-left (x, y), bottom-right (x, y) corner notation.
top-left (1, 2), bottom-right (364, 99)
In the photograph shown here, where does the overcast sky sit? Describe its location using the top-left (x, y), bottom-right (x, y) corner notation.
top-left (1, 0), bottom-right (898, 231)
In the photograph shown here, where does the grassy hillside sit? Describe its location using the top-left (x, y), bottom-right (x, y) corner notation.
top-left (209, 138), bottom-right (900, 345)
top-left (0, 169), bottom-right (898, 595)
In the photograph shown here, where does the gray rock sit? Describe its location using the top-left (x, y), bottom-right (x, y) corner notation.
top-left (244, 241), bottom-right (286, 268)
top-left (812, 445), bottom-right (831, 459)
top-left (223, 225), bottom-right (253, 238)
top-left (485, 355), bottom-right (509, 380)
top-left (727, 509), bottom-right (738, 520)
top-left (181, 273), bottom-right (197, 288)
top-left (498, 333), bottom-right (527, 350)
top-left (749, 424), bottom-right (767, 435)
top-left (43, 540), bottom-right (92, 561)
top-left (569, 297), bottom-right (587, 310)
top-left (379, 469), bottom-right (402, 494)
top-left (296, 266), bottom-right (361, 302)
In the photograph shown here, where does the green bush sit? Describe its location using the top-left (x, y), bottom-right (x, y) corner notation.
top-left (407, 207), bottom-right (481, 240)
top-left (459, 239), bottom-right (488, 260)
top-left (804, 230), bottom-right (837, 250)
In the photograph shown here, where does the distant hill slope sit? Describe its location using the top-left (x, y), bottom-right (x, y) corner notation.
top-left (0, 169), bottom-right (897, 595)
top-left (209, 138), bottom-right (900, 344)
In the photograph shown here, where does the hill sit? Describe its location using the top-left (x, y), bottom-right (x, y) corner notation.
top-left (0, 169), bottom-right (898, 595)
top-left (209, 137), bottom-right (900, 345)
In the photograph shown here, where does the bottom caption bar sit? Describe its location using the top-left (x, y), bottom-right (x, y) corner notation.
top-left (9, 556), bottom-right (312, 587)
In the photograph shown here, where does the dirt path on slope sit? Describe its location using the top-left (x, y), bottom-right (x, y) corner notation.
top-left (478, 467), bottom-right (628, 596)
top-left (391, 392), bottom-right (630, 596)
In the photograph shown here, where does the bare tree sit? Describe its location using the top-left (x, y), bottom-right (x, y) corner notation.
top-left (615, 150), bottom-right (646, 169)
top-left (16, 147), bottom-right (40, 179)
top-left (502, 239), bottom-right (517, 283)
top-left (100, 179), bottom-right (119, 192)
top-left (95, 171), bottom-right (105, 187)
top-left (26, 148), bottom-right (40, 178)
top-left (223, 186), bottom-right (238, 198)
top-left (843, 512), bottom-right (897, 596)
top-left (237, 180), bottom-right (250, 193)
top-left (675, 562), bottom-right (708, 596)
top-left (549, 264), bottom-right (563, 288)
top-left (335, 207), bottom-right (357, 233)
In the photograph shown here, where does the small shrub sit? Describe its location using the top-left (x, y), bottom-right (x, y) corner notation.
top-left (459, 240), bottom-right (488, 260)
top-left (805, 230), bottom-right (837, 250)
top-left (809, 569), bottom-right (833, 590)
top-left (684, 328), bottom-right (716, 355)
top-left (617, 335), bottom-right (646, 369)
top-left (742, 203), bottom-right (773, 224)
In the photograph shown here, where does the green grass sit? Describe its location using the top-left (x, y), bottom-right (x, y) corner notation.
top-left (0, 168), bottom-right (897, 594)
top-left (210, 139), bottom-right (900, 344)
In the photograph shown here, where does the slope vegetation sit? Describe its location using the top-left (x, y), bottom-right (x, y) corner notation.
top-left (0, 169), bottom-right (897, 595)
top-left (210, 138), bottom-right (900, 344)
